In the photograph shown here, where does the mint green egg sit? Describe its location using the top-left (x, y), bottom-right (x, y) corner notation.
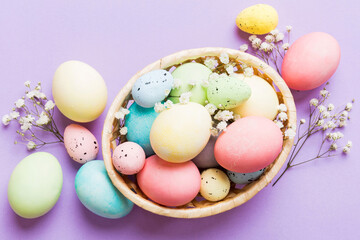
top-left (207, 75), bottom-right (251, 109)
top-left (8, 152), bottom-right (63, 219)
top-left (169, 63), bottom-right (212, 105)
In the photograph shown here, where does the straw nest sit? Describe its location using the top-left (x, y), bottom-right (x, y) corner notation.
top-left (102, 47), bottom-right (296, 218)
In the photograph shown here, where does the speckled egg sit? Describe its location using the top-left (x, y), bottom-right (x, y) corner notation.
top-left (207, 75), bottom-right (251, 109)
top-left (231, 74), bottom-right (279, 120)
top-left (132, 70), bottom-right (174, 108)
top-left (137, 155), bottom-right (201, 207)
top-left (192, 136), bottom-right (219, 168)
top-left (64, 124), bottom-right (99, 164)
top-left (200, 168), bottom-right (230, 202)
top-left (227, 168), bottom-right (265, 185)
top-left (8, 152), bottom-right (63, 219)
top-left (75, 160), bottom-right (133, 219)
top-left (214, 116), bottom-right (283, 173)
top-left (125, 102), bottom-right (159, 156)
top-left (52, 60), bottom-right (107, 122)
top-left (150, 102), bottom-right (212, 163)
top-left (236, 4), bottom-right (278, 34)
top-left (112, 142), bottom-right (146, 175)
top-left (169, 63), bottom-right (212, 105)
top-left (282, 32), bottom-right (341, 90)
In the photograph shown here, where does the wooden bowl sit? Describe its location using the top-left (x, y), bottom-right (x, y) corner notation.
top-left (102, 47), bottom-right (296, 218)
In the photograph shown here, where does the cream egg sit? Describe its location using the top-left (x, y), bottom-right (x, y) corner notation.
top-left (200, 168), bottom-right (230, 202)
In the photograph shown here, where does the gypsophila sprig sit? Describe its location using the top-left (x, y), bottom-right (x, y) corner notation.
top-left (273, 84), bottom-right (354, 186)
top-left (2, 81), bottom-right (63, 150)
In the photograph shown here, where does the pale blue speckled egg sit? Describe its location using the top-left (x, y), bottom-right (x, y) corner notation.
top-left (226, 168), bottom-right (265, 184)
top-left (125, 102), bottom-right (159, 156)
top-left (132, 70), bottom-right (174, 108)
top-left (75, 160), bottom-right (133, 219)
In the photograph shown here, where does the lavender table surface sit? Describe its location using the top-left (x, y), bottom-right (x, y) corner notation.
top-left (1, 1), bottom-right (359, 239)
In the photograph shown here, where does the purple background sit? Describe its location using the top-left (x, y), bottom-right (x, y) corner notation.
top-left (1, 0), bottom-right (359, 239)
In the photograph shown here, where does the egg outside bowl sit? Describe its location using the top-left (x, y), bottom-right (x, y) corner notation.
top-left (102, 47), bottom-right (296, 218)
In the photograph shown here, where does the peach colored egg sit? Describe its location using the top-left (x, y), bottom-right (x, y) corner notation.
top-left (112, 142), bottom-right (146, 175)
top-left (137, 155), bottom-right (201, 207)
top-left (282, 32), bottom-right (341, 90)
top-left (214, 116), bottom-right (283, 173)
top-left (64, 124), bottom-right (99, 164)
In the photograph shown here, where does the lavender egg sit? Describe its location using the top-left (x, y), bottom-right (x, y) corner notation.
top-left (226, 168), bottom-right (265, 185)
top-left (192, 136), bottom-right (219, 168)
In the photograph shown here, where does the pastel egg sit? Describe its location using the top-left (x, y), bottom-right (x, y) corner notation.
top-left (227, 168), bottom-right (265, 185)
top-left (125, 102), bottom-right (159, 156)
top-left (282, 32), bottom-right (341, 90)
top-left (192, 136), bottom-right (219, 168)
top-left (169, 63), bottom-right (212, 105)
top-left (112, 142), bottom-right (146, 175)
top-left (75, 160), bottom-right (133, 218)
top-left (200, 168), bottom-right (230, 202)
top-left (132, 70), bottom-right (174, 108)
top-left (64, 124), bottom-right (99, 164)
top-left (214, 116), bottom-right (283, 173)
top-left (236, 4), bottom-right (278, 34)
top-left (52, 60), bottom-right (107, 122)
top-left (231, 74), bottom-right (279, 120)
top-left (207, 75), bottom-right (251, 109)
top-left (150, 102), bottom-right (211, 163)
top-left (8, 152), bottom-right (63, 218)
top-left (137, 155), bottom-right (201, 207)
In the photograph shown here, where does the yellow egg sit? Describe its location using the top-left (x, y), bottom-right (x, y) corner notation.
top-left (236, 4), bottom-right (278, 34)
top-left (150, 102), bottom-right (211, 163)
top-left (231, 74), bottom-right (279, 120)
top-left (52, 61), bottom-right (107, 122)
top-left (200, 168), bottom-right (230, 202)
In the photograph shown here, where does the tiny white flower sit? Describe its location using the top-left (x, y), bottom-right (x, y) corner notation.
top-left (244, 67), bottom-right (254, 77)
top-left (214, 110), bottom-right (233, 121)
top-left (278, 103), bottom-right (287, 112)
top-left (2, 114), bottom-right (11, 125)
top-left (249, 35), bottom-right (257, 42)
top-left (318, 105), bottom-right (326, 113)
top-left (119, 127), bottom-right (128, 135)
top-left (226, 65), bottom-right (234, 75)
top-left (210, 127), bottom-right (219, 137)
top-left (216, 121), bottom-right (227, 132)
top-left (275, 120), bottom-right (284, 128)
top-left (154, 102), bottom-right (165, 113)
top-left (251, 38), bottom-right (262, 49)
top-left (219, 52), bottom-right (230, 64)
top-left (275, 32), bottom-right (284, 42)
top-left (317, 119), bottom-right (324, 126)
top-left (209, 73), bottom-right (220, 82)
top-left (286, 25), bottom-right (293, 32)
top-left (164, 100), bottom-right (174, 109)
top-left (343, 146), bottom-right (350, 154)
top-left (239, 44), bottom-right (248, 52)
top-left (26, 91), bottom-right (36, 99)
top-left (320, 89), bottom-right (329, 97)
top-left (346, 141), bottom-right (353, 148)
top-left (10, 111), bottom-right (20, 119)
top-left (278, 112), bottom-right (288, 121)
top-left (24, 81), bottom-right (31, 87)
top-left (45, 100), bottom-right (55, 111)
top-left (310, 98), bottom-right (319, 107)
top-left (270, 29), bottom-right (279, 36)
top-left (114, 111), bottom-right (125, 120)
top-left (339, 120), bottom-right (346, 128)
top-left (27, 141), bottom-right (36, 150)
top-left (321, 111), bottom-right (330, 119)
top-left (326, 121), bottom-right (336, 129)
top-left (330, 143), bottom-right (338, 151)
top-left (21, 122), bottom-right (32, 132)
top-left (341, 111), bottom-right (348, 117)
top-left (179, 92), bottom-right (192, 104)
top-left (260, 42), bottom-right (271, 52)
top-left (188, 79), bottom-right (197, 86)
top-left (164, 89), bottom-right (170, 96)
top-left (265, 35), bottom-right (275, 43)
top-left (15, 99), bottom-right (25, 108)
top-left (204, 57), bottom-right (218, 70)
top-left (205, 103), bottom-right (217, 115)
top-left (172, 78), bottom-right (182, 89)
top-left (336, 132), bottom-right (344, 139)
top-left (282, 43), bottom-right (290, 50)
top-left (120, 107), bottom-right (130, 115)
top-left (284, 128), bottom-right (296, 139)
top-left (300, 119), bottom-right (306, 124)
top-left (36, 112), bottom-right (50, 126)
top-left (345, 103), bottom-right (352, 111)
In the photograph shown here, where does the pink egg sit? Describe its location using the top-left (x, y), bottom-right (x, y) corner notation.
top-left (137, 155), bottom-right (201, 207)
top-left (112, 142), bottom-right (146, 175)
top-left (64, 124), bottom-right (99, 164)
top-left (282, 32), bottom-right (341, 90)
top-left (214, 116), bottom-right (283, 173)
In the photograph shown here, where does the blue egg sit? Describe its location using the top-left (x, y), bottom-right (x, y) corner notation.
top-left (226, 168), bottom-right (265, 185)
top-left (131, 70), bottom-right (174, 108)
top-left (125, 102), bottom-right (159, 156)
top-left (75, 160), bottom-right (133, 219)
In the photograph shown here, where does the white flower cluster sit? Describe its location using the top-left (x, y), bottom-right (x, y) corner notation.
top-left (204, 57), bottom-right (218, 70)
top-left (179, 92), bottom-right (192, 104)
top-left (154, 100), bottom-right (174, 113)
top-left (114, 107), bottom-right (130, 120)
